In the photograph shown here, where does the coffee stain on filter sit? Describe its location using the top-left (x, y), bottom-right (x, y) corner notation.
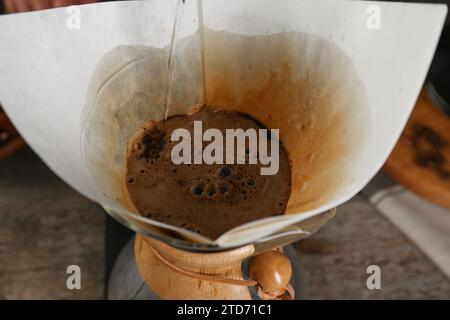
top-left (81, 38), bottom-right (205, 212)
top-left (81, 29), bottom-right (369, 221)
top-left (203, 30), bottom-right (369, 213)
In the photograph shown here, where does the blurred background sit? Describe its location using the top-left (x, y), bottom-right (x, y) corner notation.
top-left (0, 0), bottom-right (449, 299)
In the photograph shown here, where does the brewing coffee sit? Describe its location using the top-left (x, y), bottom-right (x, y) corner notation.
top-left (125, 107), bottom-right (291, 239)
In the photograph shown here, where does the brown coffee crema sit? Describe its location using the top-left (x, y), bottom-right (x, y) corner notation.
top-left (125, 107), bottom-right (292, 239)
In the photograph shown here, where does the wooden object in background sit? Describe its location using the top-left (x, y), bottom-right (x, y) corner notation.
top-left (0, 107), bottom-right (25, 160)
top-left (384, 91), bottom-right (450, 209)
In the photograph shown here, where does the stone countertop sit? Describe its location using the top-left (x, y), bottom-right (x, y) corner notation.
top-left (0, 147), bottom-right (449, 299)
top-left (297, 195), bottom-right (450, 299)
top-left (0, 148), bottom-right (104, 299)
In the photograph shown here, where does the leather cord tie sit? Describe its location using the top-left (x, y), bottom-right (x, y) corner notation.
top-left (145, 239), bottom-right (295, 300)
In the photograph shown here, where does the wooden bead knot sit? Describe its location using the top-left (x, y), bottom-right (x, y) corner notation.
top-left (249, 250), bottom-right (293, 299)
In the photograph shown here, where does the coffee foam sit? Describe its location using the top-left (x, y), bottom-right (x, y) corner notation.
top-left (125, 107), bottom-right (291, 239)
top-left (82, 29), bottom-right (367, 230)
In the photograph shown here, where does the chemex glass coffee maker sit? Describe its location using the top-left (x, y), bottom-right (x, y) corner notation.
top-left (0, 0), bottom-right (446, 299)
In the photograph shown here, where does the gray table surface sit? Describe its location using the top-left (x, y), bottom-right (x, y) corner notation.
top-left (1, 147), bottom-right (449, 299)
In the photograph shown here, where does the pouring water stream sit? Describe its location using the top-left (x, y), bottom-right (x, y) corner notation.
top-left (164, 0), bottom-right (206, 119)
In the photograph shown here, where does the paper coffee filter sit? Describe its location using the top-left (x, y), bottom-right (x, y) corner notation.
top-left (81, 0), bottom-right (366, 244)
top-left (81, 36), bottom-right (206, 216)
top-left (202, 29), bottom-right (370, 214)
top-left (0, 0), bottom-right (446, 248)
